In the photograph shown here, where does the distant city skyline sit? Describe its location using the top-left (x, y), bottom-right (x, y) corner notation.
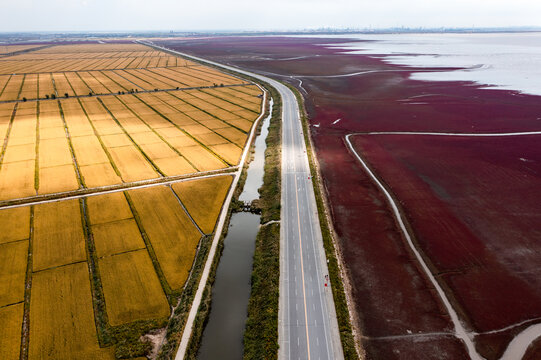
top-left (3, 0), bottom-right (541, 32)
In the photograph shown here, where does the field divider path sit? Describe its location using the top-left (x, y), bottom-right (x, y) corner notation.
top-left (0, 168), bottom-right (236, 210)
top-left (57, 100), bottom-right (85, 189)
top-left (0, 83), bottom-right (253, 104)
top-left (0, 103), bottom-right (18, 168)
top-left (167, 184), bottom-right (205, 236)
top-left (139, 41), bottom-right (344, 360)
top-left (347, 130), bottom-right (541, 360)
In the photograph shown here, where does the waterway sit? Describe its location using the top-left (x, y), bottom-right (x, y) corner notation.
top-left (197, 100), bottom-right (273, 360)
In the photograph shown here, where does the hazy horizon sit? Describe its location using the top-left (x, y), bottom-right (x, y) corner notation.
top-left (3, 0), bottom-right (541, 32)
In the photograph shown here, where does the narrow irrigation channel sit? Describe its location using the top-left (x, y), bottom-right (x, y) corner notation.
top-left (197, 100), bottom-right (273, 360)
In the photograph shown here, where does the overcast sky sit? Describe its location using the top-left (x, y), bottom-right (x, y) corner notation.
top-left (3, 0), bottom-right (541, 32)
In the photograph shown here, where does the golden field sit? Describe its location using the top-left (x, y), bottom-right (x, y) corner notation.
top-left (98, 249), bottom-right (170, 326)
top-left (0, 175), bottom-right (235, 358)
top-left (0, 44), bottom-right (43, 55)
top-left (127, 185), bottom-right (202, 290)
top-left (0, 303), bottom-right (24, 360)
top-left (29, 262), bottom-right (115, 360)
top-left (172, 175), bottom-right (233, 234)
top-left (0, 79), bottom-right (261, 201)
top-left (0, 41), bottom-right (261, 359)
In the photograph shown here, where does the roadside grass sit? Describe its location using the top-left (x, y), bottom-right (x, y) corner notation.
top-left (181, 78), bottom-right (274, 360)
top-left (243, 82), bottom-right (281, 360)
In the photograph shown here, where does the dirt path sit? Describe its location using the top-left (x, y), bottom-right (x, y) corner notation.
top-left (346, 130), bottom-right (541, 360)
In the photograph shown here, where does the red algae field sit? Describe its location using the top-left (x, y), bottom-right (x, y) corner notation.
top-left (156, 35), bottom-right (541, 359)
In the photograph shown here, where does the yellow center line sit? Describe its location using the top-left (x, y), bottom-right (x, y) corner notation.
top-left (294, 172), bottom-right (311, 360)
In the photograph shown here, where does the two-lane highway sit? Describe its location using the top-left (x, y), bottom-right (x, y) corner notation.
top-left (142, 41), bottom-right (344, 360)
top-left (280, 80), bottom-right (344, 360)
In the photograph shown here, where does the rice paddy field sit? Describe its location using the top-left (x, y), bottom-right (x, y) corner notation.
top-left (0, 41), bottom-right (263, 359)
top-left (0, 43), bottom-right (263, 203)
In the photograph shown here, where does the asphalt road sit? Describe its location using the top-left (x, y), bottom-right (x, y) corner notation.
top-left (143, 42), bottom-right (344, 360)
top-left (278, 79), bottom-right (344, 360)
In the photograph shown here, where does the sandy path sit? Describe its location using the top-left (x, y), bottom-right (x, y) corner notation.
top-left (346, 130), bottom-right (541, 360)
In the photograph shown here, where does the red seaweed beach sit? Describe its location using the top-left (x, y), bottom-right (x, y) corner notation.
top-left (157, 36), bottom-right (541, 359)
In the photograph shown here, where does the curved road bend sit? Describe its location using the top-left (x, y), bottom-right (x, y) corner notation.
top-left (142, 41), bottom-right (344, 360)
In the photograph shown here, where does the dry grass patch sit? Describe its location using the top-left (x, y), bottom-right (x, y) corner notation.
top-left (213, 127), bottom-right (247, 147)
top-left (153, 156), bottom-right (196, 176)
top-left (9, 112), bottom-right (36, 143)
top-left (0, 207), bottom-right (30, 244)
top-left (172, 175), bottom-right (232, 234)
top-left (140, 142), bottom-right (177, 160)
top-left (65, 123), bottom-right (95, 137)
top-left (92, 120), bottom-right (123, 136)
top-left (71, 136), bottom-right (109, 166)
top-left (179, 146), bottom-right (225, 172)
top-left (108, 146), bottom-right (158, 182)
top-left (99, 249), bottom-right (170, 326)
top-left (183, 111), bottom-right (216, 123)
top-left (29, 262), bottom-right (115, 360)
top-left (0, 303), bottom-right (23, 360)
top-left (193, 132), bottom-right (229, 146)
top-left (38, 164), bottom-right (79, 194)
top-left (234, 109), bottom-right (260, 120)
top-left (154, 126), bottom-right (182, 138)
top-left (228, 118), bottom-right (253, 132)
top-left (33, 199), bottom-right (86, 271)
top-left (169, 114), bottom-right (199, 128)
top-left (128, 186), bottom-right (201, 290)
top-left (79, 163), bottom-right (122, 188)
top-left (86, 191), bottom-right (132, 225)
top-left (2, 143), bottom-right (36, 163)
top-left (160, 132), bottom-right (199, 149)
top-left (39, 137), bottom-right (73, 168)
top-left (100, 133), bottom-right (132, 147)
top-left (209, 143), bottom-right (242, 165)
top-left (199, 119), bottom-right (230, 130)
top-left (0, 240), bottom-right (28, 306)
top-left (129, 131), bottom-right (162, 145)
top-left (92, 218), bottom-right (145, 258)
top-left (6, 135), bottom-right (35, 147)
top-left (39, 114), bottom-right (66, 130)
top-left (39, 126), bottom-right (66, 140)
top-left (0, 160), bottom-right (36, 201)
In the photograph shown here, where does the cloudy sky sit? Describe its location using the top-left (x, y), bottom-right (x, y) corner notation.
top-left (3, 0), bottom-right (541, 32)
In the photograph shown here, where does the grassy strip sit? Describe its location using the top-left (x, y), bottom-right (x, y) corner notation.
top-left (285, 83), bottom-right (359, 359)
top-left (57, 100), bottom-right (86, 189)
top-left (0, 103), bottom-right (19, 176)
top-left (244, 223), bottom-right (280, 359)
top-left (243, 82), bottom-right (281, 359)
top-left (79, 197), bottom-right (113, 345)
top-left (34, 101), bottom-right (40, 191)
top-left (19, 206), bottom-right (34, 360)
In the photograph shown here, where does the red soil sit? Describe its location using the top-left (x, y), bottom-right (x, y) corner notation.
top-left (158, 36), bottom-right (541, 359)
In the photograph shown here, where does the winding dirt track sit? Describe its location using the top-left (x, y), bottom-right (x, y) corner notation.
top-left (346, 131), bottom-right (541, 360)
